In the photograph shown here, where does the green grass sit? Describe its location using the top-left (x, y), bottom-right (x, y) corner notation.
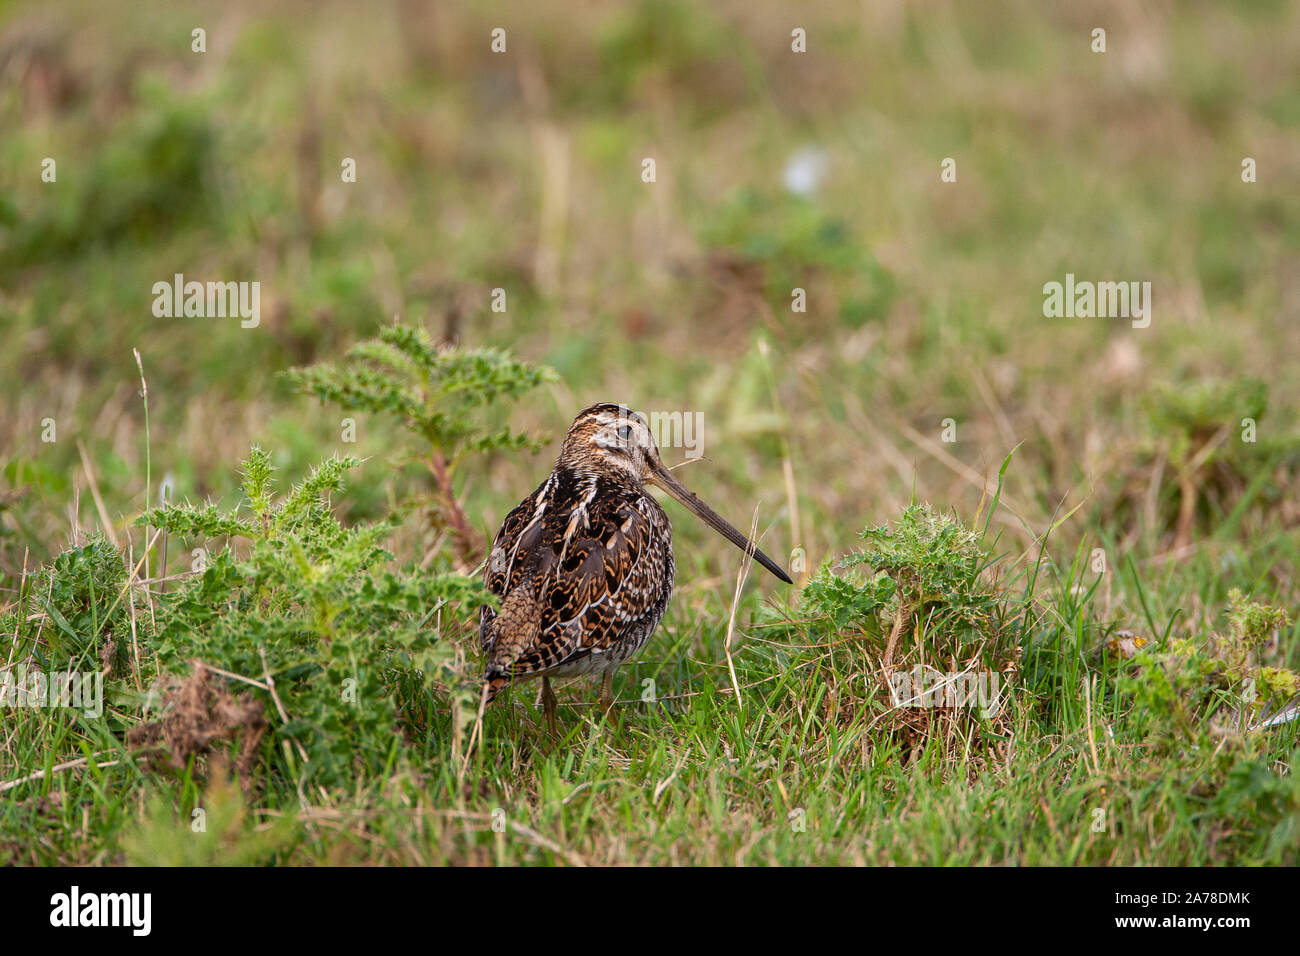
top-left (2, 0), bottom-right (1299, 865)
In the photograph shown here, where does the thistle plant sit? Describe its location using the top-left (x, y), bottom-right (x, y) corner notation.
top-left (283, 324), bottom-right (556, 569)
top-left (135, 447), bottom-right (485, 792)
top-left (0, 535), bottom-right (135, 694)
top-left (796, 503), bottom-right (1018, 753)
top-left (802, 504), bottom-right (1007, 661)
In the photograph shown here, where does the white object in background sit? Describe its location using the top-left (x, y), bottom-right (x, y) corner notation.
top-left (783, 147), bottom-right (830, 197)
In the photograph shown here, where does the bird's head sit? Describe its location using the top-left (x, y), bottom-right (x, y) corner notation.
top-left (558, 403), bottom-right (661, 484)
top-left (557, 403), bottom-right (793, 584)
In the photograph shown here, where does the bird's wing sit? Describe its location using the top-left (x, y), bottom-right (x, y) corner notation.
top-left (481, 477), bottom-right (553, 652)
top-left (484, 478), bottom-right (553, 598)
top-left (505, 493), bottom-right (669, 678)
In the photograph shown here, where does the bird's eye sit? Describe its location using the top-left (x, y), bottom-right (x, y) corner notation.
top-left (617, 424), bottom-right (635, 442)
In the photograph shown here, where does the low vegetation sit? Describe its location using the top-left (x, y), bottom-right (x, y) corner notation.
top-left (2, 0), bottom-right (1298, 865)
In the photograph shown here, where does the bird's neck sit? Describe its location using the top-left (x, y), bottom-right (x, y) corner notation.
top-left (549, 462), bottom-right (642, 503)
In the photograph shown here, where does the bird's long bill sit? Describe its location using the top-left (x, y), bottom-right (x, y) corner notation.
top-left (649, 461), bottom-right (793, 584)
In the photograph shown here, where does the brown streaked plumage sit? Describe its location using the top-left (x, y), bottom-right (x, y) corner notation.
top-left (480, 402), bottom-right (792, 732)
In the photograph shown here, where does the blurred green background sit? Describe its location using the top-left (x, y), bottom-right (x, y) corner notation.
top-left (3, 0), bottom-right (1298, 601)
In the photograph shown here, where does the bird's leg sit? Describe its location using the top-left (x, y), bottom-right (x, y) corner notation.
top-left (598, 671), bottom-right (615, 719)
top-left (541, 676), bottom-right (558, 736)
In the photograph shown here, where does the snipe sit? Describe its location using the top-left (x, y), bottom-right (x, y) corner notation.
top-left (480, 403), bottom-right (792, 732)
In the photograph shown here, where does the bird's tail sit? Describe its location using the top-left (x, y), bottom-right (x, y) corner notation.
top-left (481, 575), bottom-right (543, 705)
top-left (483, 669), bottom-right (511, 704)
